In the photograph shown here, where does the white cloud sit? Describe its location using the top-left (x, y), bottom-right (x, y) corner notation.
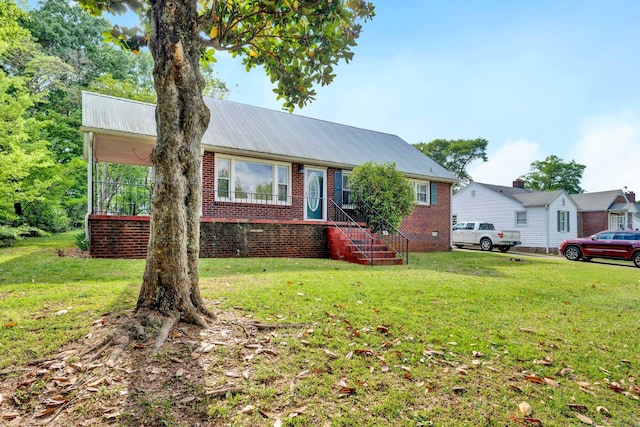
top-left (468, 139), bottom-right (541, 186)
top-left (573, 112), bottom-right (640, 193)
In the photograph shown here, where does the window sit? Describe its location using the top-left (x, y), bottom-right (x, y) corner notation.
top-left (557, 210), bottom-right (570, 232)
top-left (415, 181), bottom-right (429, 204)
top-left (342, 172), bottom-right (352, 207)
top-left (516, 211), bottom-right (527, 225)
top-left (215, 156), bottom-right (290, 203)
top-left (430, 183), bottom-right (438, 204)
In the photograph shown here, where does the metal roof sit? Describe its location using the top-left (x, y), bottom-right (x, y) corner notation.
top-left (81, 91), bottom-right (457, 182)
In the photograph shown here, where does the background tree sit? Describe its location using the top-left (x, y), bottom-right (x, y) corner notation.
top-left (349, 162), bottom-right (415, 232)
top-left (413, 138), bottom-right (488, 190)
top-left (73, 0), bottom-right (374, 357)
top-left (0, 0), bottom-right (67, 240)
top-left (520, 155), bottom-right (586, 194)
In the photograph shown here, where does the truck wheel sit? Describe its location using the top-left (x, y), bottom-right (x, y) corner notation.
top-left (498, 245), bottom-right (510, 253)
top-left (633, 252), bottom-right (640, 268)
top-left (480, 238), bottom-right (493, 251)
top-left (564, 245), bottom-right (582, 261)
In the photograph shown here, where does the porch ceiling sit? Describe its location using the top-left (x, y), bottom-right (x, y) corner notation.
top-left (91, 132), bottom-right (154, 167)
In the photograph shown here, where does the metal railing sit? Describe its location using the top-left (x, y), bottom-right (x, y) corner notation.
top-left (350, 201), bottom-right (409, 264)
top-left (329, 199), bottom-right (376, 265)
top-left (92, 180), bottom-right (153, 215)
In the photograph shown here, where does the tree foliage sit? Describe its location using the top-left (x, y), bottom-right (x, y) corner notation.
top-left (84, 0), bottom-right (375, 110)
top-left (413, 138), bottom-right (488, 190)
top-left (520, 155), bottom-right (586, 194)
top-left (349, 162), bottom-right (415, 231)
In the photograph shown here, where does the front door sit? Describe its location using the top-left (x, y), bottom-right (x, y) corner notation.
top-left (304, 167), bottom-right (326, 220)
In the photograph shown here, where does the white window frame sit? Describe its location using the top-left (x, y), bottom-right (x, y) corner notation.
top-left (414, 180), bottom-right (430, 205)
top-left (215, 155), bottom-right (291, 204)
top-left (515, 211), bottom-right (527, 226)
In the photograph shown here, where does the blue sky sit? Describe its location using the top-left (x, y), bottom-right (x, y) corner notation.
top-left (209, 0), bottom-right (640, 194)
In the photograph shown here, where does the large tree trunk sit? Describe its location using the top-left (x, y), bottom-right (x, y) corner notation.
top-left (137, 0), bottom-right (212, 326)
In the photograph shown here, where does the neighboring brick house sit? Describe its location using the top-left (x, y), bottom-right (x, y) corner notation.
top-left (82, 92), bottom-right (458, 261)
top-left (452, 179), bottom-right (578, 253)
top-left (571, 190), bottom-right (638, 237)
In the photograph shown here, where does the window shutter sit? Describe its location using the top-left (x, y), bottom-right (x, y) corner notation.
top-left (557, 210), bottom-right (561, 232)
top-left (430, 183), bottom-right (437, 205)
top-left (567, 211), bottom-right (570, 232)
top-left (334, 171), bottom-right (343, 206)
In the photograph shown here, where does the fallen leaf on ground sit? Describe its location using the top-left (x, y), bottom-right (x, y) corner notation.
top-left (518, 401), bottom-right (533, 416)
top-left (525, 375), bottom-right (544, 384)
top-left (574, 412), bottom-right (593, 425)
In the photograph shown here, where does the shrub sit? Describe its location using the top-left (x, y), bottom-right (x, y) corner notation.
top-left (75, 231), bottom-right (89, 251)
top-left (349, 162), bottom-right (415, 231)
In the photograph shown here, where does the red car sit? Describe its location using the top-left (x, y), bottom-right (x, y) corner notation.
top-left (559, 230), bottom-right (640, 268)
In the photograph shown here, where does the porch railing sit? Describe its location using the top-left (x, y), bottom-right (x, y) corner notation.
top-left (350, 201), bottom-right (410, 265)
top-left (328, 199), bottom-right (376, 265)
top-left (92, 180), bottom-right (153, 216)
top-left (92, 182), bottom-right (315, 220)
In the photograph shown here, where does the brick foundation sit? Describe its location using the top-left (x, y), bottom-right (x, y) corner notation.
top-left (88, 216), bottom-right (327, 259)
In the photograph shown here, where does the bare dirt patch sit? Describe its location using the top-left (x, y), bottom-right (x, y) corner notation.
top-left (0, 308), bottom-right (297, 426)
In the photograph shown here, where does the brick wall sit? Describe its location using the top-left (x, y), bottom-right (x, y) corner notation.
top-left (200, 220), bottom-right (327, 258)
top-left (579, 211), bottom-right (608, 237)
top-left (88, 216), bottom-right (327, 259)
top-left (400, 182), bottom-right (452, 251)
top-left (89, 215), bottom-right (150, 259)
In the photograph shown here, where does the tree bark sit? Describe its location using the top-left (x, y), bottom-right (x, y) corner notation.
top-left (137, 0), bottom-right (211, 326)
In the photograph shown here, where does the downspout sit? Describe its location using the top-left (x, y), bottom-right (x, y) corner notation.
top-left (449, 184), bottom-right (454, 250)
top-left (83, 131), bottom-right (94, 242)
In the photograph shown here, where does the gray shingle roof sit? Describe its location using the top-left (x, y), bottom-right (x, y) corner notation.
top-left (81, 91), bottom-right (457, 182)
top-left (570, 190), bottom-right (622, 211)
top-left (472, 183), bottom-right (566, 207)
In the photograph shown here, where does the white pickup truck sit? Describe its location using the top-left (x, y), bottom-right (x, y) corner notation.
top-left (452, 221), bottom-right (521, 252)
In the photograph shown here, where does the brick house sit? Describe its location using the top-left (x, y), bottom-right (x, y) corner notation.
top-left (82, 92), bottom-right (458, 263)
top-left (571, 190), bottom-right (638, 237)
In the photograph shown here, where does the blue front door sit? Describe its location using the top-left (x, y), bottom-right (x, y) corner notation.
top-left (305, 168), bottom-right (325, 220)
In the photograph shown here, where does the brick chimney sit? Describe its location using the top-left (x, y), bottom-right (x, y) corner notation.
top-left (513, 178), bottom-right (525, 189)
top-left (626, 191), bottom-right (635, 203)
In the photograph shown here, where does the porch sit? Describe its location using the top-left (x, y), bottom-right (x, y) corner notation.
top-left (87, 182), bottom-right (408, 265)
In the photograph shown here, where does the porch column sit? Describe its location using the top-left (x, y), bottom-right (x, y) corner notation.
top-left (83, 131), bottom-right (94, 240)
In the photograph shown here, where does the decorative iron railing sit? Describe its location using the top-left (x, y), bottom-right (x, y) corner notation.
top-left (92, 180), bottom-right (153, 215)
top-left (328, 199), bottom-right (376, 265)
top-left (348, 201), bottom-right (410, 264)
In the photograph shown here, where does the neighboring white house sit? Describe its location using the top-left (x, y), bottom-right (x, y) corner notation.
top-left (452, 180), bottom-right (578, 253)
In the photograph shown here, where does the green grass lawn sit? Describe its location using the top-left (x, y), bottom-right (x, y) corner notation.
top-left (1, 233), bottom-right (639, 426)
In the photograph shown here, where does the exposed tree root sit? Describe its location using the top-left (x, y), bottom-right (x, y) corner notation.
top-left (82, 306), bottom-right (215, 365)
top-left (150, 315), bottom-right (179, 356)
